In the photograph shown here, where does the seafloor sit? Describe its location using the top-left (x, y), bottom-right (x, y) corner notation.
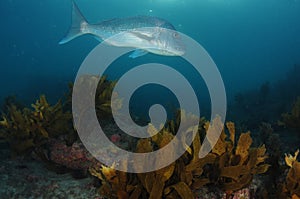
top-left (0, 146), bottom-right (102, 199)
top-left (0, 145), bottom-right (262, 199)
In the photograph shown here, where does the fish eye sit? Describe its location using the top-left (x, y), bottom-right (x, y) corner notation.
top-left (173, 32), bottom-right (179, 38)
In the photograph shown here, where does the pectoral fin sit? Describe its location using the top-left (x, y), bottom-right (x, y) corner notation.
top-left (129, 49), bottom-right (148, 58)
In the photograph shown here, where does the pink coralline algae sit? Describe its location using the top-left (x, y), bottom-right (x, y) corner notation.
top-left (110, 134), bottom-right (121, 143)
top-left (50, 140), bottom-right (95, 170)
top-left (222, 188), bottom-right (251, 199)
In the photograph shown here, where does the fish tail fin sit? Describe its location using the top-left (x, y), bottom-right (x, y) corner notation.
top-left (59, 1), bottom-right (90, 44)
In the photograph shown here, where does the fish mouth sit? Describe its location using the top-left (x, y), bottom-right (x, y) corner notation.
top-left (168, 46), bottom-right (185, 56)
top-left (174, 48), bottom-right (185, 56)
top-left (158, 43), bottom-right (185, 56)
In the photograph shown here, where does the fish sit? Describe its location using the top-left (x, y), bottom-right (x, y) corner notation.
top-left (59, 1), bottom-right (185, 58)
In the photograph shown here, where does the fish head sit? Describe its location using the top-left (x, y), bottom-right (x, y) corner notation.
top-left (149, 27), bottom-right (185, 56)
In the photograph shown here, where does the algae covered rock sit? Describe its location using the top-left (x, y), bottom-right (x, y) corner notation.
top-left (0, 95), bottom-right (75, 156)
top-left (280, 97), bottom-right (300, 130)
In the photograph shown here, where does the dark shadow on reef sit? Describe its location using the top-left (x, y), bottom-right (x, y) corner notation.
top-left (228, 64), bottom-right (300, 130)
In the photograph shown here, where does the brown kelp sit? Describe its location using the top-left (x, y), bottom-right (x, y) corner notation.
top-left (89, 112), bottom-right (269, 199)
top-left (68, 75), bottom-right (122, 124)
top-left (283, 149), bottom-right (300, 198)
top-left (0, 95), bottom-right (75, 157)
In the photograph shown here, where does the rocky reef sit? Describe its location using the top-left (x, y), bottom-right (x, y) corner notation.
top-left (280, 97), bottom-right (300, 130)
top-left (0, 75), bottom-right (300, 198)
top-left (0, 95), bottom-right (75, 157)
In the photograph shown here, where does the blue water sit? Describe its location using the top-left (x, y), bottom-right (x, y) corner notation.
top-left (1, 0), bottom-right (300, 114)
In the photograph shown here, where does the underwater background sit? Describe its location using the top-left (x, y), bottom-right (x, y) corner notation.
top-left (1, 0), bottom-right (300, 105)
top-left (1, 0), bottom-right (300, 198)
